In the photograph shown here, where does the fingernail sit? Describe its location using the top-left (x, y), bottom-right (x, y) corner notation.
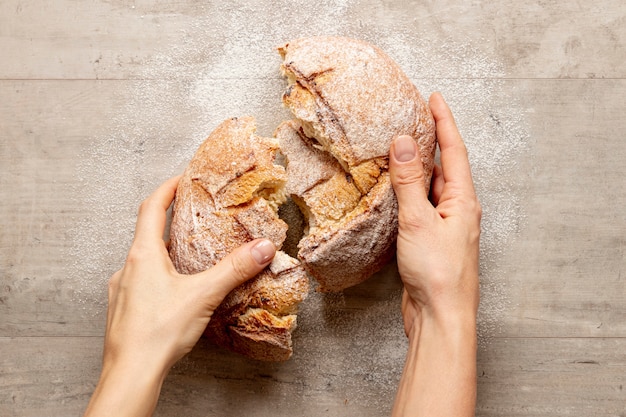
top-left (251, 240), bottom-right (275, 265)
top-left (393, 135), bottom-right (417, 162)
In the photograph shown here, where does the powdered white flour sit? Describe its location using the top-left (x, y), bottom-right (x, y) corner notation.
top-left (69, 0), bottom-right (530, 411)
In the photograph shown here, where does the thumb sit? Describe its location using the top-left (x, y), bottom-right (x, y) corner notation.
top-left (195, 239), bottom-right (276, 308)
top-left (389, 135), bottom-right (432, 215)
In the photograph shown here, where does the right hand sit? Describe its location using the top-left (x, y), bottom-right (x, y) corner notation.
top-left (389, 92), bottom-right (482, 338)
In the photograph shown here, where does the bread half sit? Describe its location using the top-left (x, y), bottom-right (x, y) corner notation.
top-left (277, 36), bottom-right (436, 292)
top-left (169, 116), bottom-right (309, 361)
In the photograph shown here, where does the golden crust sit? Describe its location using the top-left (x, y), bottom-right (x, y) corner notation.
top-left (278, 36), bottom-right (436, 292)
top-left (169, 117), bottom-right (309, 361)
top-left (168, 37), bottom-right (436, 362)
top-left (279, 36), bottom-right (436, 178)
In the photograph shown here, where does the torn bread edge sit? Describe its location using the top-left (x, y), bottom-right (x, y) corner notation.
top-left (169, 116), bottom-right (309, 362)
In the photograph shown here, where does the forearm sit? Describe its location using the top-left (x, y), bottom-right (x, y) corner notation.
top-left (392, 310), bottom-right (477, 417)
top-left (83, 356), bottom-right (168, 417)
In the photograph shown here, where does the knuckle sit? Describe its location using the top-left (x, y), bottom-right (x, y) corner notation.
top-left (454, 192), bottom-right (482, 222)
top-left (392, 164), bottom-right (425, 188)
top-left (447, 139), bottom-right (469, 159)
top-left (137, 196), bottom-right (157, 217)
top-left (137, 199), bottom-right (149, 216)
top-left (461, 197), bottom-right (482, 241)
top-left (457, 140), bottom-right (469, 156)
top-left (125, 243), bottom-right (149, 265)
top-left (467, 196), bottom-right (482, 222)
top-left (398, 209), bottom-right (425, 232)
top-left (125, 248), bottom-right (140, 265)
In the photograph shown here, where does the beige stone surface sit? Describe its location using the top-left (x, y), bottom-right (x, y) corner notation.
top-left (1, 1), bottom-right (624, 416)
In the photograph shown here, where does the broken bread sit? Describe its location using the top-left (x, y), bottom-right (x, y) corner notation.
top-left (168, 116), bottom-right (309, 361)
top-left (168, 37), bottom-right (436, 360)
top-left (277, 36), bottom-right (437, 292)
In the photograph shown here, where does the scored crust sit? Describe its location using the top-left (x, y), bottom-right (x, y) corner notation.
top-left (277, 36), bottom-right (436, 292)
top-left (168, 116), bottom-right (309, 361)
top-left (168, 37), bottom-right (436, 360)
top-left (279, 36), bottom-right (436, 192)
top-left (276, 120), bottom-right (398, 291)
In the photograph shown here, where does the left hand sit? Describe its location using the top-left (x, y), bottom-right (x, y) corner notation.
top-left (84, 176), bottom-right (276, 417)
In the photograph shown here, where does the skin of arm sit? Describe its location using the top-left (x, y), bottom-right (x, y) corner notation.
top-left (389, 92), bottom-right (482, 417)
top-left (83, 176), bottom-right (277, 417)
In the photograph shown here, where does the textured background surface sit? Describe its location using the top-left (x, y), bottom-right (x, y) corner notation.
top-left (1, 1), bottom-right (625, 416)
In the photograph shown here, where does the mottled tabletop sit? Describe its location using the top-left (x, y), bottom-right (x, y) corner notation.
top-left (1, 1), bottom-right (625, 416)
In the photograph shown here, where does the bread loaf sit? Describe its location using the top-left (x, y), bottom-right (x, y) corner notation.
top-left (169, 116), bottom-right (309, 361)
top-left (168, 37), bottom-right (436, 360)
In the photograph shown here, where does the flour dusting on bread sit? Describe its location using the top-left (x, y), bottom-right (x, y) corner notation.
top-left (277, 36), bottom-right (436, 292)
top-left (169, 116), bottom-right (309, 362)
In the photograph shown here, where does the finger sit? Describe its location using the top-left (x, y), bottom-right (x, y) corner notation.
top-left (194, 239), bottom-right (276, 308)
top-left (389, 135), bottom-right (434, 217)
top-left (429, 92), bottom-right (476, 194)
top-left (133, 175), bottom-right (182, 246)
top-left (429, 164), bottom-right (445, 205)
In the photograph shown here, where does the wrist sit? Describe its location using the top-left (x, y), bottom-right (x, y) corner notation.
top-left (420, 285), bottom-right (479, 333)
top-left (84, 352), bottom-right (169, 417)
top-left (408, 305), bottom-right (477, 345)
top-left (101, 353), bottom-right (169, 386)
top-left (396, 304), bottom-right (478, 417)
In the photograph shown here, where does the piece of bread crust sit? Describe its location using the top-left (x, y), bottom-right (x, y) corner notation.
top-left (276, 120), bottom-right (398, 291)
top-left (277, 36), bottom-right (436, 292)
top-left (169, 116), bottom-right (309, 361)
top-left (279, 36), bottom-right (436, 194)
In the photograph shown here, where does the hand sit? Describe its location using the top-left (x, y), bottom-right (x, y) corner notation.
top-left (389, 92), bottom-right (481, 417)
top-left (390, 92), bottom-right (481, 336)
top-left (84, 176), bottom-right (276, 417)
